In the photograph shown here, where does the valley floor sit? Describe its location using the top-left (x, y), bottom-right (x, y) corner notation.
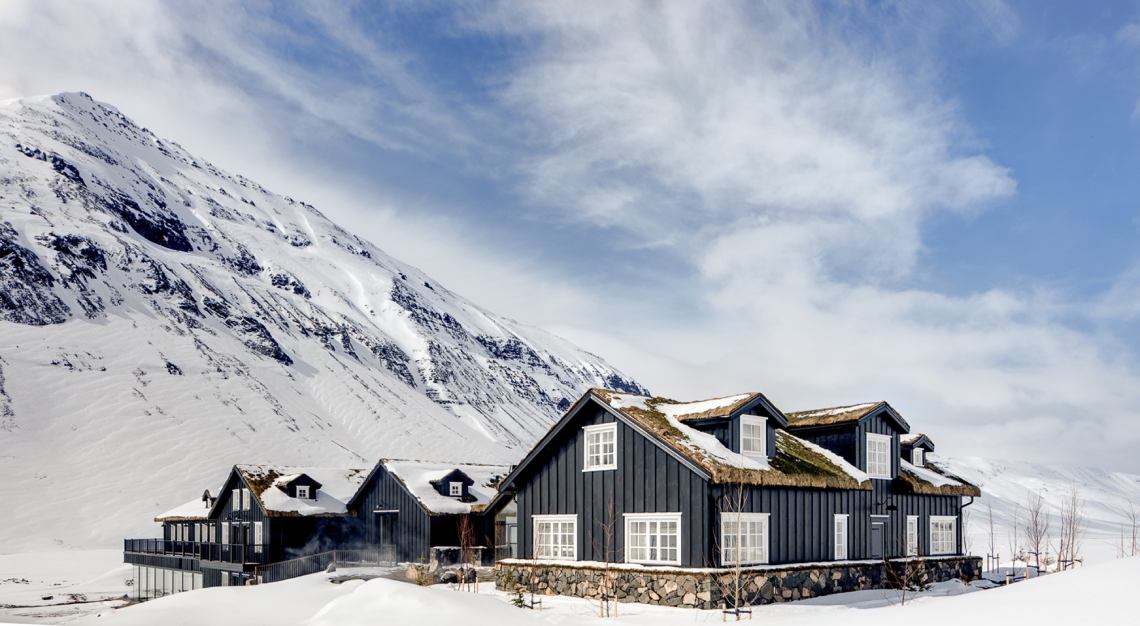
top-left (3, 550), bottom-right (1135, 625)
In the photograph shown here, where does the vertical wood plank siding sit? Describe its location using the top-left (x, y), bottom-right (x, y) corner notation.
top-left (514, 406), bottom-right (712, 566)
top-left (353, 466), bottom-right (431, 563)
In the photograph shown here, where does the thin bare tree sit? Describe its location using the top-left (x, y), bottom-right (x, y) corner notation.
top-left (1128, 503), bottom-right (1139, 557)
top-left (1007, 501), bottom-right (1023, 572)
top-left (456, 514), bottom-right (478, 592)
top-left (885, 522), bottom-right (929, 606)
top-left (1055, 485), bottom-right (1083, 570)
top-left (589, 495), bottom-right (619, 618)
top-left (711, 482), bottom-right (752, 621)
top-left (1024, 491), bottom-right (1050, 573)
top-left (986, 502), bottom-right (997, 572)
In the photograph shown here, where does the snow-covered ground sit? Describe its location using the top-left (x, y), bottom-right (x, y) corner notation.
top-left (0, 551), bottom-right (129, 625)
top-left (57, 556), bottom-right (1136, 626)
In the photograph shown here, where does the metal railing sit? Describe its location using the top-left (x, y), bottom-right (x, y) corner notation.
top-left (254, 547), bottom-right (398, 584)
top-left (123, 539), bottom-right (270, 564)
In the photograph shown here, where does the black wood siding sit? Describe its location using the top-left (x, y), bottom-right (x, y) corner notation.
top-left (513, 404), bottom-right (713, 567)
top-left (353, 465), bottom-right (432, 562)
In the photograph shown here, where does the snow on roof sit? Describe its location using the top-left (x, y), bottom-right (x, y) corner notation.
top-left (593, 390), bottom-right (870, 490)
top-left (604, 390), bottom-right (761, 422)
top-left (236, 465), bottom-right (370, 517)
top-left (382, 460), bottom-right (512, 515)
top-left (155, 497), bottom-right (212, 521)
top-left (901, 433), bottom-right (935, 449)
top-left (898, 459), bottom-right (981, 497)
top-left (785, 402), bottom-right (884, 427)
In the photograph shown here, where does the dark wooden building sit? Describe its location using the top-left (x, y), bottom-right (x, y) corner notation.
top-left (489, 389), bottom-right (980, 569)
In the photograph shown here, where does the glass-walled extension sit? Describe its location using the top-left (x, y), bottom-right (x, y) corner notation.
top-left (133, 565), bottom-right (204, 600)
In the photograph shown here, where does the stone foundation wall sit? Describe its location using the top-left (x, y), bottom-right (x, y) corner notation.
top-left (494, 556), bottom-right (981, 610)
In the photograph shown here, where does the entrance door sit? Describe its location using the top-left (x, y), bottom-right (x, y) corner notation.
top-left (375, 512), bottom-right (397, 561)
top-left (870, 521), bottom-right (886, 559)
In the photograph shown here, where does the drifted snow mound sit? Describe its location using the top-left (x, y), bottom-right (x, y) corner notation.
top-left (0, 92), bottom-right (646, 551)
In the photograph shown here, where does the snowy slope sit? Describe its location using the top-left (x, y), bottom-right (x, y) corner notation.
top-left (0, 92), bottom-right (645, 551)
top-left (938, 455), bottom-right (1140, 564)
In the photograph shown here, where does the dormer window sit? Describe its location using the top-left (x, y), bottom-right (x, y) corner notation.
top-left (449, 482), bottom-right (462, 497)
top-left (866, 433), bottom-right (892, 479)
top-left (912, 448), bottom-right (924, 466)
top-left (740, 415), bottom-right (767, 460)
top-left (297, 485), bottom-right (311, 499)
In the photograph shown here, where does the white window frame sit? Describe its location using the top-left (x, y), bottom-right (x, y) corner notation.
top-left (449, 482), bottom-right (462, 497)
top-left (930, 516), bottom-right (957, 555)
top-left (912, 448), bottom-right (924, 466)
top-left (296, 485), bottom-right (310, 499)
top-left (221, 522), bottom-right (230, 545)
top-left (583, 423), bottom-right (618, 471)
top-left (834, 514), bottom-right (849, 560)
top-left (253, 522), bottom-right (264, 554)
top-left (624, 512), bottom-right (682, 565)
top-left (241, 488), bottom-right (251, 510)
top-left (720, 512), bottom-right (769, 565)
top-left (533, 514), bottom-right (577, 561)
top-left (865, 433), bottom-right (892, 479)
top-left (906, 515), bottom-right (920, 557)
top-left (232, 488), bottom-right (241, 511)
top-left (739, 415), bottom-right (767, 460)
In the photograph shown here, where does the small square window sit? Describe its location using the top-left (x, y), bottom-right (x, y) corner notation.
top-left (296, 485), bottom-right (310, 499)
top-left (449, 482), bottom-right (462, 497)
top-left (740, 416), bottom-right (767, 460)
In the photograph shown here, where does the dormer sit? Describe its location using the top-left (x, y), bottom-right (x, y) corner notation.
top-left (274, 473), bottom-right (322, 500)
top-left (431, 469), bottom-right (476, 502)
top-left (901, 433), bottom-right (935, 467)
top-left (675, 392), bottom-right (788, 463)
top-left (785, 401), bottom-right (910, 480)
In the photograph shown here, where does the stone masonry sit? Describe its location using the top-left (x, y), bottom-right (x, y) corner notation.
top-left (494, 556), bottom-right (982, 610)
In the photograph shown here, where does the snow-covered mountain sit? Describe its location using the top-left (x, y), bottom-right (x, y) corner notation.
top-left (0, 92), bottom-right (645, 551)
top-left (939, 456), bottom-right (1140, 565)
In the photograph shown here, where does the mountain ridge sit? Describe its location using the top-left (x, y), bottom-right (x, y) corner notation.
top-left (0, 91), bottom-right (644, 550)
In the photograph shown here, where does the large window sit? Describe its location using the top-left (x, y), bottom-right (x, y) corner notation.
top-left (721, 512), bottom-right (769, 565)
top-left (834, 514), bottom-right (849, 560)
top-left (583, 423), bottom-right (617, 471)
top-left (865, 433), bottom-right (892, 479)
top-left (906, 516), bottom-right (919, 557)
top-left (912, 448), bottom-right (924, 466)
top-left (533, 514), bottom-right (577, 560)
top-left (625, 513), bottom-right (681, 565)
top-left (930, 516), bottom-right (957, 555)
top-left (740, 416), bottom-right (767, 460)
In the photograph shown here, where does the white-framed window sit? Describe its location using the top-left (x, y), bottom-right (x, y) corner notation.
top-left (232, 488), bottom-right (241, 511)
top-left (906, 516), bottom-right (920, 557)
top-left (625, 513), bottom-right (682, 565)
top-left (583, 423), bottom-right (618, 471)
top-left (449, 482), bottom-right (462, 497)
top-left (740, 416), bottom-right (767, 460)
top-left (242, 488), bottom-right (251, 510)
top-left (721, 512), bottom-right (769, 565)
top-left (912, 448), bottom-right (924, 466)
top-left (930, 516), bottom-right (957, 555)
top-left (533, 514), bottom-right (577, 560)
top-left (866, 433), bottom-right (892, 479)
top-left (297, 485), bottom-right (311, 499)
top-left (221, 522), bottom-right (230, 545)
top-left (834, 514), bottom-right (849, 560)
top-left (253, 522), bottom-right (264, 553)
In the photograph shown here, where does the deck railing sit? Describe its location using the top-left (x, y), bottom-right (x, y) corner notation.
top-left (123, 539), bottom-right (270, 564)
top-left (254, 547), bottom-right (398, 584)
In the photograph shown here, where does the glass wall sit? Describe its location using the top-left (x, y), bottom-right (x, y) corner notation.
top-left (133, 565), bottom-right (203, 600)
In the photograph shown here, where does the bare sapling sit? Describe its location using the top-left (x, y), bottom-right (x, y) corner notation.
top-left (590, 495), bottom-right (619, 618)
top-left (457, 514), bottom-right (478, 592)
top-left (1024, 491), bottom-right (1050, 573)
top-left (711, 482), bottom-right (753, 621)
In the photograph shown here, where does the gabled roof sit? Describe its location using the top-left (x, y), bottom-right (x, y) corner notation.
top-left (373, 460), bottom-right (512, 515)
top-left (155, 497), bottom-right (212, 522)
top-left (225, 465), bottom-right (371, 518)
top-left (901, 433), bottom-right (935, 451)
top-left (497, 389), bottom-right (870, 495)
top-left (897, 459), bottom-right (980, 497)
top-left (626, 390), bottom-right (789, 426)
top-left (785, 401), bottom-right (910, 432)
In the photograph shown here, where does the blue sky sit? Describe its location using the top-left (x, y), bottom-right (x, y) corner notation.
top-left (2, 0), bottom-right (1140, 469)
